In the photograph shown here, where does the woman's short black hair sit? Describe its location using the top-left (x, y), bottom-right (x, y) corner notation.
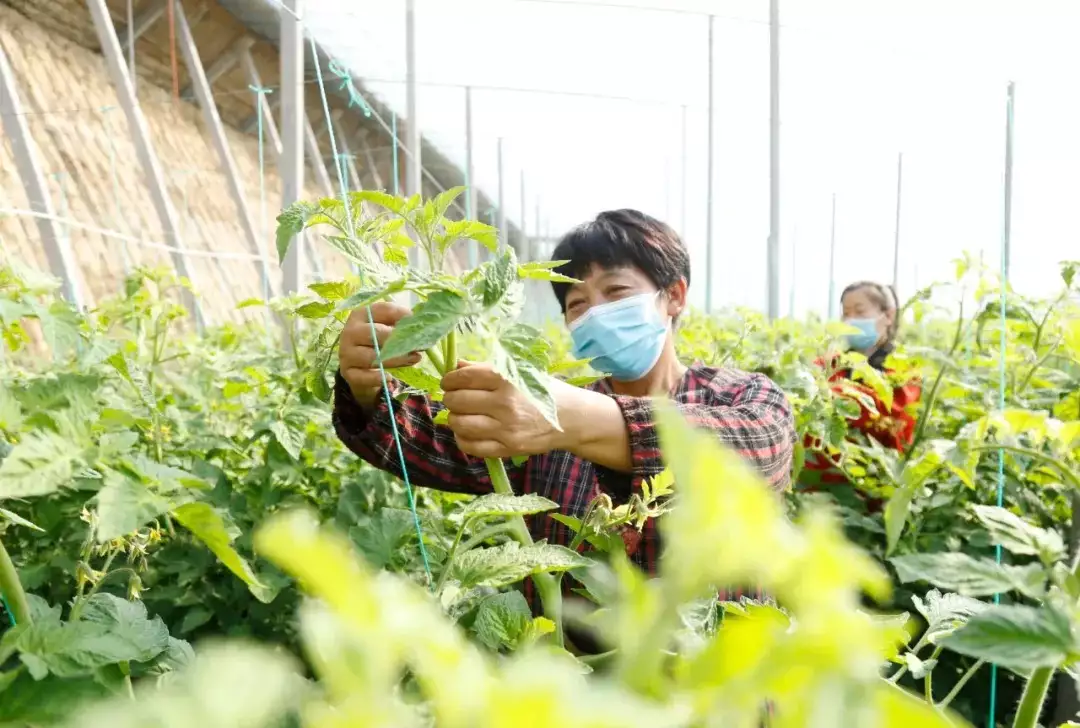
top-left (549, 209), bottom-right (690, 313)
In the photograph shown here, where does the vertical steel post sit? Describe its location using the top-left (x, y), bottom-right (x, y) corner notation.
top-left (680, 103), bottom-right (688, 237)
top-left (1003, 82), bottom-right (1015, 278)
top-left (767, 0), bottom-right (780, 320)
top-left (405, 0), bottom-right (421, 199)
top-left (892, 152), bottom-right (903, 293)
top-left (279, 0), bottom-right (304, 294)
top-left (520, 171), bottom-right (528, 262)
top-left (705, 14), bottom-right (715, 313)
top-left (827, 193), bottom-right (837, 319)
top-left (465, 85), bottom-right (478, 267)
top-left (497, 137), bottom-right (507, 249)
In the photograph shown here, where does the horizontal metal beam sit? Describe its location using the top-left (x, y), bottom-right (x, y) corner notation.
top-left (118, 0), bottom-right (166, 53)
top-left (0, 44), bottom-right (85, 308)
top-left (86, 0), bottom-right (203, 325)
top-left (179, 34), bottom-right (254, 101)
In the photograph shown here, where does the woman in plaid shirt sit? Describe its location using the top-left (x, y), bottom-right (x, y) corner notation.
top-left (334, 209), bottom-right (796, 582)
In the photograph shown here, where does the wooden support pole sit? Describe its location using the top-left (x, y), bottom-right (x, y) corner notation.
top-left (0, 44), bottom-right (84, 308)
top-left (118, 0), bottom-right (166, 52)
top-left (173, 3), bottom-right (269, 294)
top-left (86, 0), bottom-right (202, 325)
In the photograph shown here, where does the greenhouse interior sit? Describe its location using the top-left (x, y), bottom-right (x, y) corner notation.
top-left (0, 0), bottom-right (1078, 726)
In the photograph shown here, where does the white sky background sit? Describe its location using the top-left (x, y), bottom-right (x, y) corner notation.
top-left (301, 0), bottom-right (1080, 317)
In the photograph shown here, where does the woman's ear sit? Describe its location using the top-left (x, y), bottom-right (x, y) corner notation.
top-left (665, 279), bottom-right (688, 318)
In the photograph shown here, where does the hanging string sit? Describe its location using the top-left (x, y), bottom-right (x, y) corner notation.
top-left (100, 106), bottom-right (132, 277)
top-left (335, 151), bottom-right (361, 277)
top-left (987, 81), bottom-right (1014, 728)
top-left (309, 40), bottom-right (433, 587)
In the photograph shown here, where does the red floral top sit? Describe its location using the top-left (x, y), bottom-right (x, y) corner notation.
top-left (801, 351), bottom-right (922, 492)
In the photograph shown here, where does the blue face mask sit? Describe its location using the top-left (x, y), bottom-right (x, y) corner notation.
top-left (843, 318), bottom-right (881, 351)
top-left (570, 293), bottom-right (669, 381)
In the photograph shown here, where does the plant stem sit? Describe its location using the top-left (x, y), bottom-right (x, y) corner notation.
top-left (939, 659), bottom-right (984, 710)
top-left (1012, 666), bottom-right (1053, 728)
top-left (968, 444), bottom-right (1080, 491)
top-left (0, 536), bottom-right (31, 626)
top-left (70, 550), bottom-right (117, 621)
top-left (434, 523), bottom-right (466, 595)
top-left (426, 346), bottom-right (445, 375)
top-left (484, 455), bottom-right (564, 647)
top-left (924, 645), bottom-right (943, 703)
top-left (444, 329), bottom-right (457, 372)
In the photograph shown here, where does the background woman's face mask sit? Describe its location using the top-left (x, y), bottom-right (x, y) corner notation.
top-left (569, 292), bottom-right (668, 381)
top-left (842, 316), bottom-right (882, 351)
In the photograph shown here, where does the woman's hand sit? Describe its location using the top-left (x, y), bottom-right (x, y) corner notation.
top-left (441, 362), bottom-right (575, 459)
top-left (339, 302), bottom-right (423, 408)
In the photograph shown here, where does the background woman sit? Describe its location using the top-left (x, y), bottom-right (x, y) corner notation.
top-left (799, 281), bottom-right (923, 508)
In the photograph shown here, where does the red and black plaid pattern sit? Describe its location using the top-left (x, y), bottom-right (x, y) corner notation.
top-left (333, 364), bottom-right (795, 605)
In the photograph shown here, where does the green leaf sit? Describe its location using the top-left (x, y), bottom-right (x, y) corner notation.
top-left (389, 364), bottom-right (444, 399)
top-left (295, 301), bottom-right (333, 319)
top-left (309, 280), bottom-right (353, 301)
top-left (884, 484), bottom-right (916, 555)
top-left (379, 290), bottom-right (470, 363)
top-left (0, 672), bottom-right (109, 724)
top-left (439, 219), bottom-right (499, 253)
top-left (0, 431), bottom-right (77, 500)
top-left (347, 508), bottom-right (417, 569)
top-left (481, 249), bottom-right (517, 308)
top-left (94, 472), bottom-right (175, 541)
top-left (335, 279), bottom-right (408, 313)
top-left (106, 353), bottom-right (155, 413)
top-left (222, 380), bottom-right (252, 399)
top-left (470, 591), bottom-right (533, 651)
top-left (910, 589), bottom-right (989, 644)
top-left (0, 506), bottom-right (43, 531)
top-left (269, 420), bottom-right (305, 461)
top-left (77, 593), bottom-right (171, 663)
top-left (450, 541), bottom-right (590, 589)
top-left (972, 505), bottom-right (1066, 564)
top-left (942, 604), bottom-right (1075, 671)
top-left (172, 502), bottom-right (274, 603)
top-left (500, 323), bottom-right (551, 369)
top-left (890, 552), bottom-right (1047, 599)
top-left (463, 493), bottom-right (560, 519)
top-left (275, 200), bottom-right (321, 262)
top-left (236, 298), bottom-right (265, 309)
top-left (433, 409), bottom-right (450, 426)
top-left (490, 340), bottom-right (560, 431)
top-left (517, 262), bottom-right (578, 284)
top-left (60, 642), bottom-right (302, 728)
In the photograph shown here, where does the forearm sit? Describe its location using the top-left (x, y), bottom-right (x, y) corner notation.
top-left (555, 386), bottom-right (634, 473)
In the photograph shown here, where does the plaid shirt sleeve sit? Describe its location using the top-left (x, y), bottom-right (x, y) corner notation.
top-left (602, 368), bottom-right (795, 492)
top-left (332, 371), bottom-right (500, 495)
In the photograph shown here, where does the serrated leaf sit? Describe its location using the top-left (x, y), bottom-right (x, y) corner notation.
top-left (269, 420), bottom-right (305, 460)
top-left (309, 280), bottom-right (353, 301)
top-left (972, 505), bottom-right (1066, 563)
top-left (379, 290), bottom-right (471, 363)
top-left (295, 301), bottom-right (333, 319)
top-left (450, 541), bottom-right (590, 589)
top-left (172, 503), bottom-right (273, 603)
top-left (517, 265), bottom-right (578, 284)
top-left (223, 380), bottom-right (252, 399)
top-left (463, 493), bottom-right (560, 519)
top-left (77, 593), bottom-right (171, 663)
top-left (481, 250), bottom-right (517, 308)
top-left (389, 364), bottom-right (444, 399)
top-left (470, 591), bottom-right (533, 651)
top-left (275, 200), bottom-right (321, 262)
top-left (433, 409), bottom-right (450, 425)
top-left (335, 279), bottom-right (408, 312)
top-left (0, 431), bottom-right (77, 500)
top-left (910, 589), bottom-right (989, 644)
top-left (490, 340), bottom-right (559, 431)
top-left (94, 472), bottom-right (175, 541)
top-left (0, 507), bottom-right (42, 531)
top-left (942, 604), bottom-right (1075, 671)
top-left (891, 552), bottom-right (1047, 599)
top-left (348, 508), bottom-right (417, 569)
top-left (106, 353), bottom-right (155, 413)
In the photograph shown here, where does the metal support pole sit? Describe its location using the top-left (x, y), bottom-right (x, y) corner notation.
top-left (405, 0), bottom-right (421, 199)
top-left (892, 152), bottom-right (903, 293)
top-left (767, 0), bottom-right (780, 320)
top-left (240, 48), bottom-right (282, 158)
top-left (788, 224), bottom-right (797, 319)
top-left (304, 116), bottom-right (335, 196)
top-left (465, 85), bottom-right (477, 267)
top-left (279, 0), bottom-right (304, 294)
top-left (357, 131), bottom-right (384, 190)
top-left (497, 137), bottom-right (507, 249)
top-left (0, 44), bottom-right (84, 308)
top-left (680, 103), bottom-right (688, 237)
top-left (705, 14), bottom-right (715, 313)
top-left (1003, 82), bottom-right (1015, 279)
top-left (174, 4), bottom-right (268, 291)
top-left (179, 35), bottom-right (253, 100)
top-left (520, 171), bottom-right (528, 262)
top-left (119, 0), bottom-right (166, 53)
top-left (827, 193), bottom-right (837, 319)
top-left (86, 0), bottom-right (201, 324)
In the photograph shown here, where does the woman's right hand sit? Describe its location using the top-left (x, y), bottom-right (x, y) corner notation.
top-left (339, 302), bottom-right (423, 407)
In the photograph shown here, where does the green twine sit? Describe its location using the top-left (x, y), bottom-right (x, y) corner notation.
top-left (328, 59), bottom-right (374, 118)
top-left (310, 41), bottom-right (433, 588)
